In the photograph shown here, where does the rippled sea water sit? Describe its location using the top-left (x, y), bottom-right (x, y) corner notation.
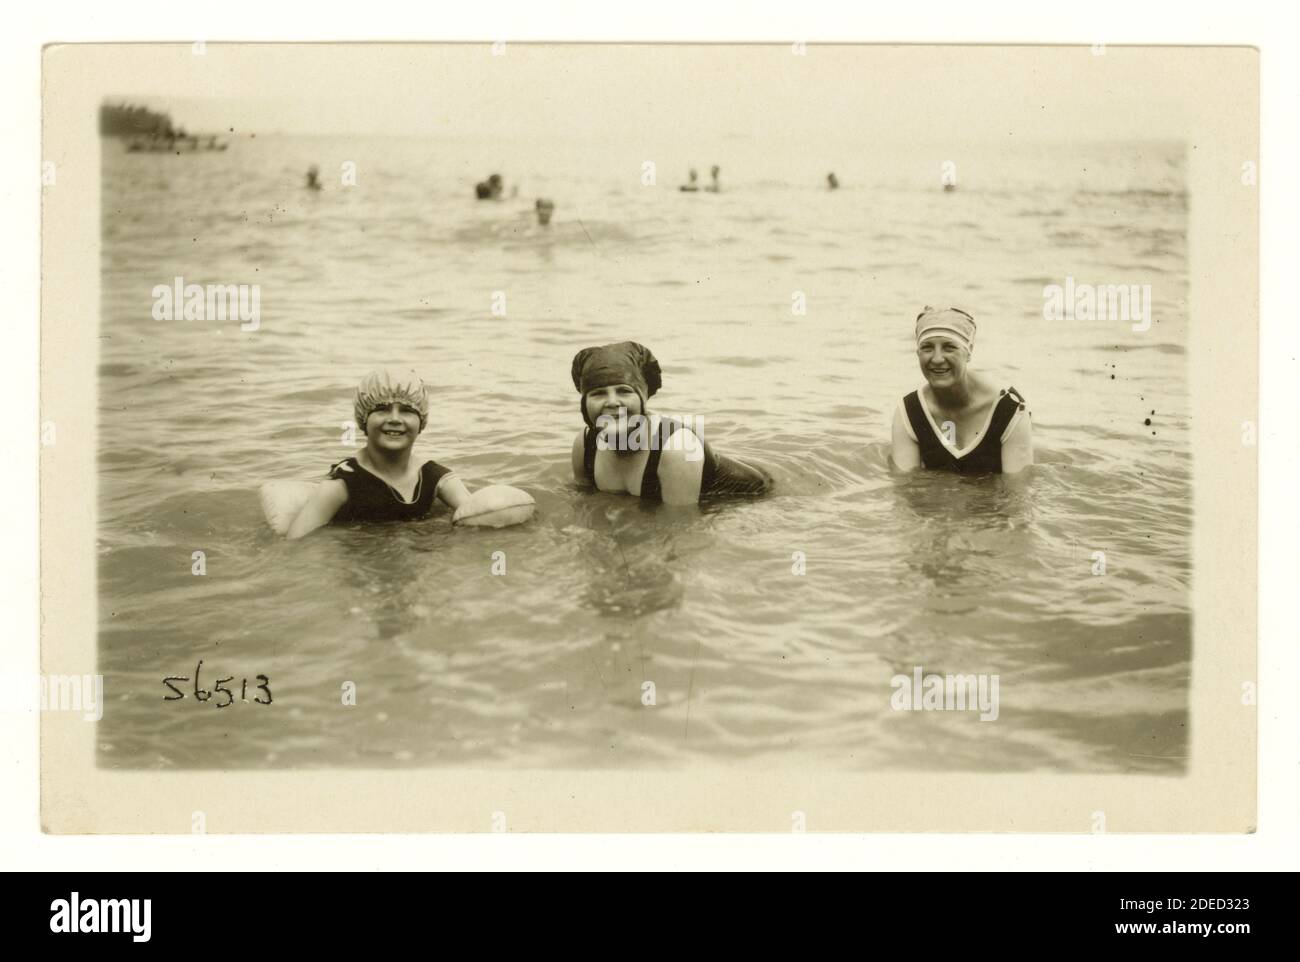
top-left (98, 135), bottom-right (1190, 772)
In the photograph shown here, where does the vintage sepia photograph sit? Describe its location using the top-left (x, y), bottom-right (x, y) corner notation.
top-left (39, 42), bottom-right (1257, 832)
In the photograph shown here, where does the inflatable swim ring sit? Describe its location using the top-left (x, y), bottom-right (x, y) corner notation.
top-left (451, 485), bottom-right (536, 528)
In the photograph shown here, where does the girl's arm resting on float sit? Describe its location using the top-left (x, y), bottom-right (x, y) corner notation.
top-left (658, 429), bottom-right (706, 506)
top-left (286, 479), bottom-right (349, 540)
top-left (571, 429), bottom-right (589, 482)
top-left (1001, 412), bottom-right (1034, 474)
top-left (889, 405), bottom-right (922, 472)
top-left (435, 475), bottom-right (472, 511)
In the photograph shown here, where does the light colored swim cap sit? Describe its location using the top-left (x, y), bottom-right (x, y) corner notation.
top-left (915, 306), bottom-right (976, 353)
top-left (354, 371), bottom-right (429, 432)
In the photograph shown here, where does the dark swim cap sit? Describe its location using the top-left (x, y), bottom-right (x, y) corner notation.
top-left (571, 341), bottom-right (663, 427)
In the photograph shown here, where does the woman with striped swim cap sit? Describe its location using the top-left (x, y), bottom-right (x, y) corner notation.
top-left (890, 307), bottom-right (1033, 474)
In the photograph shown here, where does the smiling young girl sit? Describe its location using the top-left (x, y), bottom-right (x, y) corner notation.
top-left (286, 372), bottom-right (471, 538)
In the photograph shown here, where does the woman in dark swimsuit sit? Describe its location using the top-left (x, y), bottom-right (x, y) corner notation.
top-left (889, 307), bottom-right (1033, 474)
top-left (286, 372), bottom-right (471, 538)
top-left (570, 341), bottom-right (771, 505)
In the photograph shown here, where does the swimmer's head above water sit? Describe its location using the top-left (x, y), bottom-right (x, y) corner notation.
top-left (892, 305), bottom-right (1032, 473)
top-left (915, 306), bottom-right (976, 390)
top-left (571, 341), bottom-right (663, 429)
top-left (569, 341), bottom-right (772, 500)
top-left (354, 371), bottom-right (430, 450)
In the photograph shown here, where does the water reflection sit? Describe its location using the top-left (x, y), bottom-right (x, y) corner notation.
top-left (571, 497), bottom-right (688, 617)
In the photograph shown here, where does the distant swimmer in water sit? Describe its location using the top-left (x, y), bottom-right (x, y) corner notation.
top-left (827, 172), bottom-right (839, 190)
top-left (285, 372), bottom-right (472, 538)
top-left (305, 165), bottom-right (322, 191)
top-left (704, 165), bottom-right (721, 192)
top-left (535, 198), bottom-right (555, 225)
top-left (474, 173), bottom-right (505, 200)
top-left (679, 168), bottom-right (700, 192)
top-left (570, 341), bottom-right (772, 505)
top-left (890, 307), bottom-right (1033, 474)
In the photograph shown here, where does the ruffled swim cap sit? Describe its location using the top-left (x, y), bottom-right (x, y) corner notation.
top-left (915, 306), bottom-right (976, 353)
top-left (571, 342), bottom-right (663, 427)
top-left (354, 371), bottom-right (429, 432)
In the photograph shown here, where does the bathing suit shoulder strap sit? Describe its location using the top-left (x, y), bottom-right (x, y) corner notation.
top-left (896, 397), bottom-right (918, 443)
top-left (328, 456), bottom-right (360, 484)
top-left (989, 387), bottom-right (1025, 444)
top-left (641, 417), bottom-right (682, 503)
top-left (326, 457), bottom-right (366, 522)
top-left (422, 460), bottom-right (453, 500)
top-left (582, 427), bottom-right (597, 481)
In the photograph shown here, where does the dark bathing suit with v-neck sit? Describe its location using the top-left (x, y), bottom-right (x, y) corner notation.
top-left (581, 417), bottom-right (771, 501)
top-left (327, 456), bottom-right (452, 523)
top-left (902, 386), bottom-right (1025, 474)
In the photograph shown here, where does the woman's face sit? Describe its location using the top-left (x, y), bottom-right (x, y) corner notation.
top-left (916, 337), bottom-right (970, 389)
top-left (365, 402), bottom-right (422, 452)
top-left (585, 384), bottom-right (643, 427)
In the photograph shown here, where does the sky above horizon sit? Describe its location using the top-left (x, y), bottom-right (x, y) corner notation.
top-left (92, 44), bottom-right (1225, 144)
